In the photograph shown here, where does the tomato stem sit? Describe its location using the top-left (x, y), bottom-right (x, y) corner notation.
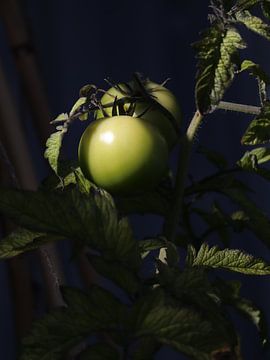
top-left (217, 101), bottom-right (260, 115)
top-left (163, 110), bottom-right (204, 245)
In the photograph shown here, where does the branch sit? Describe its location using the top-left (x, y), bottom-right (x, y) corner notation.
top-left (217, 101), bottom-right (261, 115)
top-left (163, 111), bottom-right (204, 243)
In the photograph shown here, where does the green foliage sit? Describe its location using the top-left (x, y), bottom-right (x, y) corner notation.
top-left (0, 228), bottom-right (63, 259)
top-left (69, 97), bottom-right (88, 120)
top-left (0, 187), bottom-right (139, 267)
top-left (44, 129), bottom-right (66, 176)
top-left (130, 289), bottom-right (231, 360)
top-left (234, 0), bottom-right (264, 12)
top-left (194, 25), bottom-right (245, 114)
top-left (236, 10), bottom-right (270, 40)
top-left (241, 101), bottom-right (270, 144)
top-left (187, 243), bottom-right (270, 275)
top-left (20, 285), bottom-right (126, 360)
top-left (2, 2), bottom-right (270, 359)
top-left (262, 1), bottom-right (270, 19)
top-left (238, 147), bottom-right (270, 181)
top-left (239, 60), bottom-right (270, 84)
top-left (214, 279), bottom-right (268, 346)
top-left (239, 60), bottom-right (270, 102)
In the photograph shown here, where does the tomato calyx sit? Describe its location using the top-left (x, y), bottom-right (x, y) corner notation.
top-left (63, 74), bottom-right (181, 151)
top-left (101, 74), bottom-right (181, 135)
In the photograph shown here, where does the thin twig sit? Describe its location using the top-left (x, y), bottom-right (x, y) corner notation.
top-left (163, 111), bottom-right (204, 243)
top-left (217, 101), bottom-right (261, 115)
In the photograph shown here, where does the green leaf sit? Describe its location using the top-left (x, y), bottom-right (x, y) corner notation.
top-left (189, 243), bottom-right (270, 275)
top-left (131, 289), bottom-right (231, 360)
top-left (0, 228), bottom-right (63, 259)
top-left (69, 97), bottom-right (88, 121)
top-left (139, 237), bottom-right (168, 254)
top-left (240, 60), bottom-right (270, 84)
top-left (214, 279), bottom-right (268, 346)
top-left (241, 102), bottom-right (270, 144)
top-left (238, 147), bottom-right (270, 168)
top-left (20, 286), bottom-right (126, 360)
top-left (44, 128), bottom-right (67, 176)
top-left (194, 25), bottom-right (246, 114)
top-left (234, 0), bottom-right (263, 12)
top-left (235, 297), bottom-right (268, 346)
top-left (156, 265), bottom-right (237, 346)
top-left (236, 10), bottom-right (270, 40)
top-left (0, 187), bottom-right (98, 242)
top-left (79, 343), bottom-right (119, 360)
top-left (262, 1), bottom-right (270, 20)
top-left (0, 187), bottom-right (139, 266)
top-left (73, 168), bottom-right (95, 194)
top-left (41, 165), bottom-right (95, 193)
top-left (93, 189), bottom-right (140, 267)
top-left (164, 241), bottom-right (180, 267)
top-left (138, 238), bottom-right (181, 263)
top-left (239, 59), bottom-right (270, 102)
top-left (186, 244), bottom-right (197, 266)
top-left (237, 147), bottom-right (270, 181)
top-left (50, 113), bottom-right (69, 124)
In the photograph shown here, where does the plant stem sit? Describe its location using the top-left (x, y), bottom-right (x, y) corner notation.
top-left (217, 101), bottom-right (260, 115)
top-left (164, 110), bottom-right (204, 243)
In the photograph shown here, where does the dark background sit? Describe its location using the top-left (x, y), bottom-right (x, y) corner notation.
top-left (1, 0), bottom-right (270, 359)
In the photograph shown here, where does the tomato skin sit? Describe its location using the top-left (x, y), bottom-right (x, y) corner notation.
top-left (78, 115), bottom-right (169, 194)
top-left (95, 81), bottom-right (181, 149)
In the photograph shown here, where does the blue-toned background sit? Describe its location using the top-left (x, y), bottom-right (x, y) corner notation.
top-left (1, 0), bottom-right (270, 358)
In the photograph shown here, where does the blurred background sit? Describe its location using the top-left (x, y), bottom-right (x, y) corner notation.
top-left (0, 0), bottom-right (270, 359)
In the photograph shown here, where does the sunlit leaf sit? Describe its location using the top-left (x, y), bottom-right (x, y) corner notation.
top-left (241, 101), bottom-right (270, 144)
top-left (194, 25), bottom-right (246, 114)
top-left (236, 10), bottom-right (270, 40)
top-left (189, 243), bottom-right (270, 275)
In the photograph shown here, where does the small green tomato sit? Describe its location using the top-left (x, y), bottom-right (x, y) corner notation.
top-left (78, 115), bottom-right (169, 194)
top-left (95, 80), bottom-right (181, 149)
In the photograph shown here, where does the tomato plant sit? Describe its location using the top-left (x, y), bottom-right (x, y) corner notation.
top-left (95, 79), bottom-right (182, 149)
top-left (78, 115), bottom-right (169, 194)
top-left (3, 2), bottom-right (270, 360)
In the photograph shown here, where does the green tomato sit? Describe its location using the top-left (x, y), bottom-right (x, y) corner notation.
top-left (95, 80), bottom-right (181, 149)
top-left (78, 115), bottom-right (169, 194)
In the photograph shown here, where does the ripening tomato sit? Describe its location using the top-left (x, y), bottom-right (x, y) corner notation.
top-left (95, 80), bottom-right (181, 149)
top-left (78, 115), bottom-right (169, 194)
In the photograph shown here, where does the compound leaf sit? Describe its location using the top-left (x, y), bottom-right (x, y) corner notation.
top-left (189, 243), bottom-right (270, 275)
top-left (236, 10), bottom-right (270, 40)
top-left (20, 286), bottom-right (125, 360)
top-left (194, 25), bottom-right (246, 114)
top-left (0, 228), bottom-right (63, 259)
top-left (0, 187), bottom-right (139, 266)
top-left (241, 101), bottom-right (270, 144)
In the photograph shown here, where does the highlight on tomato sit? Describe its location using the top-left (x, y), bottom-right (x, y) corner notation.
top-left (95, 78), bottom-right (182, 149)
top-left (78, 115), bottom-right (169, 194)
